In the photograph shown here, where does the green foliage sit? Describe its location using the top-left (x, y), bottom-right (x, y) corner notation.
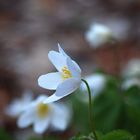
top-left (93, 78), bottom-right (140, 139)
top-left (100, 130), bottom-right (135, 140)
top-left (94, 91), bottom-right (122, 132)
top-left (28, 136), bottom-right (58, 140)
top-left (71, 76), bottom-right (123, 133)
top-left (93, 76), bottom-right (123, 132)
top-left (70, 133), bottom-right (95, 140)
top-left (124, 86), bottom-right (140, 125)
top-left (28, 137), bottom-right (41, 140)
top-left (70, 130), bottom-right (135, 140)
top-left (0, 128), bottom-right (13, 140)
top-left (70, 92), bottom-right (90, 133)
top-left (123, 86), bottom-right (140, 140)
top-left (71, 74), bottom-right (140, 139)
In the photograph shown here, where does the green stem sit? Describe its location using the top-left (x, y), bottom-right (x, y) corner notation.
top-left (82, 79), bottom-right (98, 140)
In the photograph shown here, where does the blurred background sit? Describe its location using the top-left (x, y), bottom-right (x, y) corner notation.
top-left (0, 0), bottom-right (140, 140)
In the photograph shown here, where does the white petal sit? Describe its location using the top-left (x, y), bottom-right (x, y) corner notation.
top-left (43, 78), bottom-right (81, 103)
top-left (5, 92), bottom-right (33, 117)
top-left (22, 90), bottom-right (33, 103)
top-left (72, 60), bottom-right (81, 73)
top-left (67, 57), bottom-right (81, 78)
top-left (55, 78), bottom-right (81, 96)
top-left (43, 94), bottom-right (62, 104)
top-left (5, 101), bottom-right (22, 117)
top-left (81, 74), bottom-right (106, 97)
top-left (30, 95), bottom-right (49, 107)
top-left (17, 109), bottom-right (35, 128)
top-left (58, 44), bottom-right (81, 73)
top-left (48, 51), bottom-right (67, 71)
top-left (33, 117), bottom-right (50, 134)
top-left (35, 95), bottom-right (48, 103)
top-left (58, 43), bottom-right (69, 57)
top-left (38, 72), bottom-right (62, 90)
top-left (122, 78), bottom-right (140, 89)
top-left (51, 104), bottom-right (71, 130)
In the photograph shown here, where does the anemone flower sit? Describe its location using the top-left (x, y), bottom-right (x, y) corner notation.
top-left (38, 44), bottom-right (81, 103)
top-left (122, 59), bottom-right (140, 78)
top-left (85, 23), bottom-right (113, 48)
top-left (122, 78), bottom-right (140, 90)
top-left (5, 91), bottom-right (33, 117)
top-left (17, 95), bottom-right (71, 134)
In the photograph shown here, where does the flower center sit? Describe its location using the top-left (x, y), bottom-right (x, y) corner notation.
top-left (37, 103), bottom-right (49, 118)
top-left (62, 66), bottom-right (72, 80)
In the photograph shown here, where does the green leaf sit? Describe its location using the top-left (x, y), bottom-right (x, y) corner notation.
top-left (124, 86), bottom-right (140, 124)
top-left (93, 78), bottom-right (123, 132)
top-left (100, 130), bottom-right (136, 140)
top-left (70, 130), bottom-right (135, 140)
top-left (69, 91), bottom-right (90, 133)
top-left (123, 86), bottom-right (140, 140)
top-left (70, 133), bottom-right (95, 140)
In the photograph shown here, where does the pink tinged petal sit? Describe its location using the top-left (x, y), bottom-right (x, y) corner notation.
top-left (48, 51), bottom-right (67, 72)
top-left (58, 43), bottom-right (69, 57)
top-left (17, 109), bottom-right (35, 128)
top-left (67, 57), bottom-right (81, 78)
top-left (51, 104), bottom-right (70, 130)
top-left (33, 117), bottom-right (50, 134)
top-left (55, 78), bottom-right (81, 96)
top-left (38, 72), bottom-right (63, 90)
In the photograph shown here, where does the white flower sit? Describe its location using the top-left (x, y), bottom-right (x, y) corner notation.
top-left (122, 78), bottom-right (140, 90)
top-left (80, 74), bottom-right (106, 102)
top-left (85, 23), bottom-right (113, 48)
top-left (122, 59), bottom-right (140, 78)
top-left (17, 95), bottom-right (71, 134)
top-left (5, 91), bottom-right (33, 117)
top-left (38, 44), bottom-right (81, 103)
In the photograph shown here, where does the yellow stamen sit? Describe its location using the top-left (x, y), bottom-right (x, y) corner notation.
top-left (61, 66), bottom-right (72, 80)
top-left (37, 103), bottom-right (49, 118)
